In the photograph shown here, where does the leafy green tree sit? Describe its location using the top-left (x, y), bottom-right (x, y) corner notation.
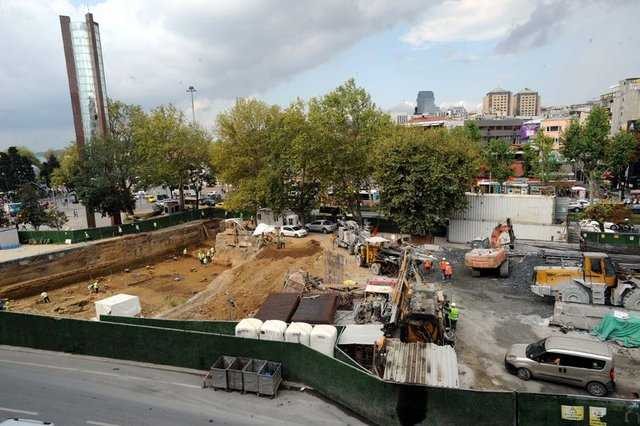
top-left (0, 208), bottom-right (9, 227)
top-left (483, 139), bottom-right (514, 183)
top-left (17, 147), bottom-right (41, 168)
top-left (213, 98), bottom-right (281, 212)
top-left (462, 121), bottom-right (482, 143)
top-left (138, 104), bottom-right (212, 209)
top-left (561, 106), bottom-right (611, 197)
top-left (51, 144), bottom-right (79, 190)
top-left (0, 147), bottom-right (36, 192)
top-left (605, 130), bottom-right (638, 192)
top-left (374, 126), bottom-right (480, 236)
top-left (527, 130), bottom-right (560, 183)
top-left (39, 152), bottom-right (60, 187)
top-left (45, 208), bottom-right (68, 230)
top-left (583, 201), bottom-right (632, 227)
top-left (308, 79), bottom-right (392, 222)
top-left (16, 184), bottom-right (49, 230)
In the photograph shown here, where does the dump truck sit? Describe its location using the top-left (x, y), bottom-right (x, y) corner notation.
top-left (531, 252), bottom-right (640, 310)
top-left (464, 218), bottom-right (515, 277)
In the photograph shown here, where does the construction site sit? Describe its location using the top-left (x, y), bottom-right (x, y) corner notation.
top-left (2, 208), bottom-right (640, 406)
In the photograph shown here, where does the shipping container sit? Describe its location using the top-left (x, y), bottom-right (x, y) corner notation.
top-left (451, 193), bottom-right (555, 225)
top-left (448, 219), bottom-right (566, 243)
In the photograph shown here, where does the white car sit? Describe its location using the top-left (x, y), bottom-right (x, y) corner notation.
top-left (280, 225), bottom-right (308, 238)
top-left (569, 199), bottom-right (590, 212)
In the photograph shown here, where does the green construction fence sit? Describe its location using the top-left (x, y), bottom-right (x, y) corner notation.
top-left (18, 207), bottom-right (232, 244)
top-left (581, 231), bottom-right (640, 249)
top-left (0, 311), bottom-right (518, 425)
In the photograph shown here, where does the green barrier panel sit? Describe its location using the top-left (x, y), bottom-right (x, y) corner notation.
top-left (517, 392), bottom-right (640, 426)
top-left (0, 311), bottom-right (518, 425)
top-left (100, 315), bottom-right (238, 335)
top-left (18, 207), bottom-right (228, 244)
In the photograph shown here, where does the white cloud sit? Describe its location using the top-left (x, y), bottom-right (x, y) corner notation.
top-left (402, 0), bottom-right (535, 46)
top-left (0, 0), bottom-right (426, 150)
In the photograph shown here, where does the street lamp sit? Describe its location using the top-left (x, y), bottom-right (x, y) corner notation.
top-left (186, 85), bottom-right (197, 123)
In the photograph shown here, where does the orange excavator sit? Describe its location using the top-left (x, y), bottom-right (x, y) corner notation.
top-left (464, 218), bottom-right (515, 278)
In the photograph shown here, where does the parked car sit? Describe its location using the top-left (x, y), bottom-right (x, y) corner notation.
top-left (568, 199), bottom-right (590, 212)
top-left (504, 336), bottom-right (615, 396)
top-left (305, 219), bottom-right (337, 234)
top-left (280, 225), bottom-right (308, 238)
top-left (201, 194), bottom-right (220, 206)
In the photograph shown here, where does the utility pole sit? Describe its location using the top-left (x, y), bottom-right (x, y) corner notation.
top-left (187, 85), bottom-right (197, 123)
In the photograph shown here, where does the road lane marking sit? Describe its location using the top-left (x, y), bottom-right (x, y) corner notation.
top-left (0, 407), bottom-right (39, 416)
top-left (0, 358), bottom-right (201, 390)
top-left (87, 421), bottom-right (121, 426)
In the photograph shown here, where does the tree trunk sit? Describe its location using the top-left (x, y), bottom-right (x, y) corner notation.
top-left (111, 210), bottom-right (122, 226)
top-left (588, 171), bottom-right (599, 200)
top-left (178, 177), bottom-right (185, 211)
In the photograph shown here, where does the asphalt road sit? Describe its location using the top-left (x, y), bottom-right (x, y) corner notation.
top-left (0, 346), bottom-right (364, 426)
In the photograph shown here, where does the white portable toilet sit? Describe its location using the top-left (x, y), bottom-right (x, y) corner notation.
top-left (285, 322), bottom-right (313, 346)
top-left (310, 325), bottom-right (338, 357)
top-left (260, 320), bottom-right (288, 341)
top-left (235, 318), bottom-right (263, 339)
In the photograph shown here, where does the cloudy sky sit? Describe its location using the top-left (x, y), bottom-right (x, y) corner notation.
top-left (0, 0), bottom-right (638, 151)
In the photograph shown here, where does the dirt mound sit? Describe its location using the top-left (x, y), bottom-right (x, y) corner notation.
top-left (168, 237), bottom-right (326, 320)
top-left (255, 239), bottom-right (322, 260)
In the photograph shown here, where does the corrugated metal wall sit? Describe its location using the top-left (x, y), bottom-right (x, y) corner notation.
top-left (448, 219), bottom-right (566, 243)
top-left (451, 193), bottom-right (555, 225)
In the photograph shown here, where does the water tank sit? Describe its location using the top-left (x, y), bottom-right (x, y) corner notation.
top-left (285, 322), bottom-right (313, 346)
top-left (235, 318), bottom-right (263, 339)
top-left (260, 320), bottom-right (288, 341)
top-left (310, 324), bottom-right (338, 357)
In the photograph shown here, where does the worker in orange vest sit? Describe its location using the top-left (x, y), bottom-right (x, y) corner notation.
top-left (444, 262), bottom-right (453, 281)
top-left (439, 258), bottom-right (447, 280)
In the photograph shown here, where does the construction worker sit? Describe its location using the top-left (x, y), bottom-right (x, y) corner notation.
top-left (87, 281), bottom-right (100, 294)
top-left (448, 302), bottom-right (459, 330)
top-left (40, 292), bottom-right (51, 304)
top-left (423, 257), bottom-right (433, 274)
top-left (444, 262), bottom-right (453, 281)
top-left (439, 258), bottom-right (448, 280)
top-left (0, 298), bottom-right (7, 311)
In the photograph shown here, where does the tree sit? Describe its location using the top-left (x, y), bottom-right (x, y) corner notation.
top-left (138, 104), bottom-right (212, 210)
top-left (17, 147), bottom-right (41, 168)
top-left (45, 208), bottom-right (68, 230)
top-left (561, 106), bottom-right (611, 198)
top-left (583, 201), bottom-right (632, 227)
top-left (374, 126), bottom-right (480, 236)
top-left (308, 79), bottom-right (392, 222)
top-left (72, 136), bottom-right (137, 225)
top-left (16, 184), bottom-right (49, 230)
top-left (0, 147), bottom-right (36, 192)
top-left (213, 98), bottom-right (281, 212)
top-left (483, 139), bottom-right (513, 183)
top-left (527, 130), bottom-right (560, 183)
top-left (605, 130), bottom-right (638, 193)
top-left (0, 208), bottom-right (9, 228)
top-left (39, 152), bottom-right (61, 187)
top-left (51, 144), bottom-right (80, 190)
top-left (56, 100), bottom-right (147, 225)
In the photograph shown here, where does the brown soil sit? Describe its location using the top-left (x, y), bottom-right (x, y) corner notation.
top-left (9, 239), bottom-right (229, 319)
top-left (166, 237), bottom-right (329, 320)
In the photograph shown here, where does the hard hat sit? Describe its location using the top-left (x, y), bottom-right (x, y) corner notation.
top-left (451, 302), bottom-right (456, 307)
top-left (442, 257), bottom-right (446, 260)
top-left (41, 292), bottom-right (48, 298)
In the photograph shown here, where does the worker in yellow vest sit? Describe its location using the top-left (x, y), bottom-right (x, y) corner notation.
top-left (448, 302), bottom-right (460, 330)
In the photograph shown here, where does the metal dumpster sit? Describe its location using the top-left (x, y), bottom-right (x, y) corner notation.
top-left (258, 361), bottom-right (282, 398)
top-left (228, 357), bottom-right (250, 391)
top-left (242, 359), bottom-right (266, 394)
top-left (205, 355), bottom-right (236, 390)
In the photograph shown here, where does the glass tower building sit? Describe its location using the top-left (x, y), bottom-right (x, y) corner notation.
top-left (60, 13), bottom-right (109, 228)
top-left (60, 13), bottom-right (109, 147)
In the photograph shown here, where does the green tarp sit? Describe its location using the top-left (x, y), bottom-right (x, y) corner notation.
top-left (592, 312), bottom-right (640, 347)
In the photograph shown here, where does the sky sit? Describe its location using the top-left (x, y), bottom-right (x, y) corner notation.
top-left (0, 0), bottom-right (638, 152)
